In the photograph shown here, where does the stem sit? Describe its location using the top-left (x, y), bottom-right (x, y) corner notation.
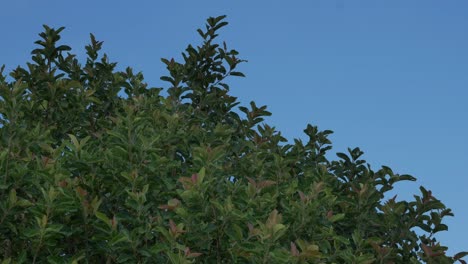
top-left (3, 136), bottom-right (12, 185)
top-left (262, 241), bottom-right (272, 264)
top-left (32, 229), bottom-right (45, 264)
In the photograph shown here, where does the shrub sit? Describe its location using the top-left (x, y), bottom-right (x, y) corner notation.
top-left (1, 16), bottom-right (466, 263)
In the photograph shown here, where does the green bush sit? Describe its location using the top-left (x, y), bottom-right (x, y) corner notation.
top-left (0, 16), bottom-right (466, 263)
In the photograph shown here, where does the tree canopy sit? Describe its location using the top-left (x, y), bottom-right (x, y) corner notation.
top-left (0, 16), bottom-right (466, 263)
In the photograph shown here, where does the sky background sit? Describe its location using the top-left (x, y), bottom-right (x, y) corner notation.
top-left (1, 0), bottom-right (467, 256)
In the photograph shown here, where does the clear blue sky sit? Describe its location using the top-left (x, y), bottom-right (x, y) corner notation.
top-left (1, 0), bottom-right (467, 256)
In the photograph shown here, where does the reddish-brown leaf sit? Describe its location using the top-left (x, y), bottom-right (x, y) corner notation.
top-left (169, 219), bottom-right (177, 235)
top-left (111, 215), bottom-right (117, 230)
top-left (191, 173), bottom-right (198, 184)
top-left (58, 180), bottom-right (68, 188)
top-left (298, 191), bottom-right (307, 203)
top-left (178, 177), bottom-right (193, 190)
top-left (184, 247), bottom-right (202, 258)
top-left (76, 186), bottom-right (87, 197)
top-left (246, 177), bottom-right (256, 188)
top-left (290, 242), bottom-right (300, 256)
top-left (257, 180), bottom-right (276, 189)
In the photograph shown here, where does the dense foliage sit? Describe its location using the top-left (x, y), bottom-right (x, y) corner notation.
top-left (0, 16), bottom-right (466, 263)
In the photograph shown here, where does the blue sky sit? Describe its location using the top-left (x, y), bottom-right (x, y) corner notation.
top-left (1, 0), bottom-right (467, 256)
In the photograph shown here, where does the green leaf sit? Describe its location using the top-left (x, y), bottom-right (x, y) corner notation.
top-left (95, 211), bottom-right (111, 227)
top-left (329, 213), bottom-right (345, 223)
top-left (70, 254), bottom-right (85, 264)
top-left (230, 71), bottom-right (245, 77)
top-left (273, 223), bottom-right (286, 234)
top-left (197, 167), bottom-right (206, 184)
top-left (16, 199), bottom-right (33, 207)
top-left (8, 189), bottom-right (17, 208)
top-left (110, 233), bottom-right (129, 246)
top-left (160, 76), bottom-right (174, 83)
top-left (197, 29), bottom-right (206, 39)
top-left (336, 152), bottom-right (350, 162)
top-left (399, 174), bottom-right (416, 181)
top-left (433, 224), bottom-right (448, 233)
top-left (454, 251), bottom-right (468, 260)
top-left (68, 134), bottom-right (80, 151)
